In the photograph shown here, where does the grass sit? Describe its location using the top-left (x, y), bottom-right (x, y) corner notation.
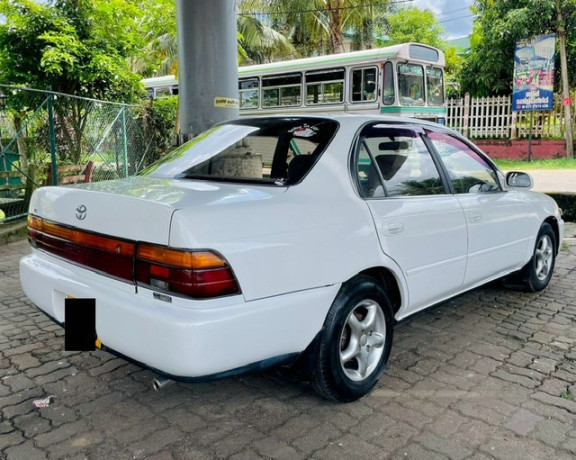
top-left (493, 158), bottom-right (576, 170)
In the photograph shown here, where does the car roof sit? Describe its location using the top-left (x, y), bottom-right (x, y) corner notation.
top-left (235, 113), bottom-right (458, 135)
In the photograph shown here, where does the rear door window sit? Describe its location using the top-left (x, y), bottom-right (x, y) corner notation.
top-left (355, 124), bottom-right (445, 197)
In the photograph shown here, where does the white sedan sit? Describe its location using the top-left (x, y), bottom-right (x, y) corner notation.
top-left (20, 114), bottom-right (564, 402)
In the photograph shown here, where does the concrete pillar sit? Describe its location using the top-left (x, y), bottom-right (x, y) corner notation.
top-left (176, 0), bottom-right (239, 138)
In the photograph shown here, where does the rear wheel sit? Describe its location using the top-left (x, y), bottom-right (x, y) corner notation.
top-left (521, 222), bottom-right (556, 291)
top-left (311, 275), bottom-right (394, 402)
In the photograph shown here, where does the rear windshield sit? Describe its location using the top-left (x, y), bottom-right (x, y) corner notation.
top-left (142, 117), bottom-right (339, 185)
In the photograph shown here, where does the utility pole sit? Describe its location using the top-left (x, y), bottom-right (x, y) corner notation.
top-left (176, 0), bottom-right (239, 140)
top-left (556, 0), bottom-right (574, 158)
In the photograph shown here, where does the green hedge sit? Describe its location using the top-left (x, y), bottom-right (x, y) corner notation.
top-left (546, 193), bottom-right (576, 222)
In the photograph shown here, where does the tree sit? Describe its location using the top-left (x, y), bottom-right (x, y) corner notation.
top-left (0, 0), bottom-right (149, 162)
top-left (377, 7), bottom-right (445, 49)
top-left (130, 0), bottom-right (178, 77)
top-left (461, 0), bottom-right (576, 95)
top-left (236, 13), bottom-right (296, 64)
top-left (0, 0), bottom-right (146, 100)
top-left (460, 0), bottom-right (576, 157)
top-left (241, 0), bottom-right (389, 56)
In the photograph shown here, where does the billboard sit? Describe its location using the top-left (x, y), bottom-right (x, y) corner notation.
top-left (512, 34), bottom-right (556, 111)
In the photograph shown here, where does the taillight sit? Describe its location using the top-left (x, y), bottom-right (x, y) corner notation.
top-left (27, 215), bottom-right (241, 299)
top-left (135, 244), bottom-right (240, 299)
top-left (28, 215), bottom-right (134, 281)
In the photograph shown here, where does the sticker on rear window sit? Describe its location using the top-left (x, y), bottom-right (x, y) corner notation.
top-left (289, 124), bottom-right (319, 138)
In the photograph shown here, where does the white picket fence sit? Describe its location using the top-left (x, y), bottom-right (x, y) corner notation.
top-left (446, 93), bottom-right (573, 139)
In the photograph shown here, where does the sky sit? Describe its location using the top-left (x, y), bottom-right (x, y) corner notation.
top-left (411, 0), bottom-right (475, 39)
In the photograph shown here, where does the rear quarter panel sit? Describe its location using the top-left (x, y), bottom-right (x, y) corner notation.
top-left (169, 125), bottom-right (407, 302)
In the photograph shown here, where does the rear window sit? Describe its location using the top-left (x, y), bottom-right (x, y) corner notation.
top-left (142, 118), bottom-right (339, 185)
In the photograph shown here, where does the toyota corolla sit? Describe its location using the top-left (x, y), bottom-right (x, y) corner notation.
top-left (20, 115), bottom-right (564, 402)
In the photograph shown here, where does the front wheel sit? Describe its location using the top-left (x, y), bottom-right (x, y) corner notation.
top-left (311, 275), bottom-right (394, 402)
top-left (521, 222), bottom-right (557, 291)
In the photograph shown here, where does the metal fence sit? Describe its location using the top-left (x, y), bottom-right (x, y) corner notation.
top-left (0, 85), bottom-right (158, 222)
top-left (446, 93), bottom-right (575, 139)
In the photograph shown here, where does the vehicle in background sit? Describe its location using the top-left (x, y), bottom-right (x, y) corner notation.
top-left (20, 114), bottom-right (563, 402)
top-left (143, 43), bottom-right (447, 124)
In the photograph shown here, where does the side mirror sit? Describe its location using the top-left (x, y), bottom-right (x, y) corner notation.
top-left (506, 171), bottom-right (533, 189)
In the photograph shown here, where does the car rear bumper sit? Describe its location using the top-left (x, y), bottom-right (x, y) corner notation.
top-left (20, 250), bottom-right (338, 377)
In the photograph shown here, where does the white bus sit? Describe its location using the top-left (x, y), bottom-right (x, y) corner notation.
top-left (143, 42), bottom-right (447, 124)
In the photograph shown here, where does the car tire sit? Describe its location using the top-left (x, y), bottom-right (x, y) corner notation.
top-left (310, 275), bottom-right (394, 402)
top-left (520, 222), bottom-right (557, 292)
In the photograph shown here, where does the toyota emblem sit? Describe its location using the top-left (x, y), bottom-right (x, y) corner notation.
top-left (75, 205), bottom-right (87, 220)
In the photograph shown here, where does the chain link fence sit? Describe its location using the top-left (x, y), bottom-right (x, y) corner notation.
top-left (0, 85), bottom-right (171, 222)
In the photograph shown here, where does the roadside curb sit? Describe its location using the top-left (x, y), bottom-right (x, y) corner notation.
top-left (0, 218), bottom-right (27, 245)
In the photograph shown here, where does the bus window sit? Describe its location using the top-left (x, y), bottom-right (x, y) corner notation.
top-left (398, 63), bottom-right (425, 106)
top-left (427, 67), bottom-right (444, 106)
top-left (409, 44), bottom-right (440, 63)
top-left (239, 78), bottom-right (259, 109)
top-left (262, 73), bottom-right (302, 108)
top-left (351, 67), bottom-right (377, 102)
top-left (305, 68), bottom-right (345, 105)
top-left (382, 61), bottom-right (395, 105)
top-left (155, 87), bottom-right (172, 98)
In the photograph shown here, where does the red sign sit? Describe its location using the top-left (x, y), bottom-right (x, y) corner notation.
top-left (563, 97), bottom-right (572, 106)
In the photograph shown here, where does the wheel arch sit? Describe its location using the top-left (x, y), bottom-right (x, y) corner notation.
top-left (544, 216), bottom-right (561, 253)
top-left (357, 266), bottom-right (403, 316)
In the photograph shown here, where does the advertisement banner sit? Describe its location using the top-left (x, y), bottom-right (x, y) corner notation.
top-left (512, 34), bottom-right (556, 111)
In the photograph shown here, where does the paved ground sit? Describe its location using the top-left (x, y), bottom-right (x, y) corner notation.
top-left (2, 227), bottom-right (576, 459)
top-left (523, 170), bottom-right (576, 194)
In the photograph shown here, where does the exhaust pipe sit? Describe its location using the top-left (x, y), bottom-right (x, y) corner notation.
top-left (152, 375), bottom-right (173, 391)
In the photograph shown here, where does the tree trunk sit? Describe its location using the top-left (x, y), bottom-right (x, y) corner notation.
top-left (328, 1), bottom-right (344, 54)
top-left (557, 0), bottom-right (574, 158)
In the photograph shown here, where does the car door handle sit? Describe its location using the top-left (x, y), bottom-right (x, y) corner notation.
top-left (386, 222), bottom-right (405, 234)
top-left (468, 211), bottom-right (482, 223)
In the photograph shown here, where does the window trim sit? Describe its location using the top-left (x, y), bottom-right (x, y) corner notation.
top-left (261, 73), bottom-right (303, 108)
top-left (239, 77), bottom-right (260, 109)
top-left (423, 128), bottom-right (504, 195)
top-left (304, 68), bottom-right (345, 106)
top-left (351, 122), bottom-right (450, 200)
top-left (350, 66), bottom-right (379, 104)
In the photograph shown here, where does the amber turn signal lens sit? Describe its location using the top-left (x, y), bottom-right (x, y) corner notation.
top-left (28, 215), bottom-right (44, 231)
top-left (136, 244), bottom-right (227, 269)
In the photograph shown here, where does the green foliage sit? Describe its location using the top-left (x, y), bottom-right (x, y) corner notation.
top-left (377, 7), bottom-right (444, 49)
top-left (239, 0), bottom-right (390, 57)
top-left (0, 0), bottom-right (146, 102)
top-left (140, 96), bottom-right (178, 164)
top-left (460, 0), bottom-right (576, 96)
top-left (0, 0), bottom-right (151, 163)
top-left (237, 13), bottom-right (296, 64)
top-left (546, 193), bottom-right (576, 222)
top-left (494, 158), bottom-right (576, 170)
top-left (130, 0), bottom-right (177, 77)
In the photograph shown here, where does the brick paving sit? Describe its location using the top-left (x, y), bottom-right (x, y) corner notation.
top-left (1, 228), bottom-right (576, 459)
